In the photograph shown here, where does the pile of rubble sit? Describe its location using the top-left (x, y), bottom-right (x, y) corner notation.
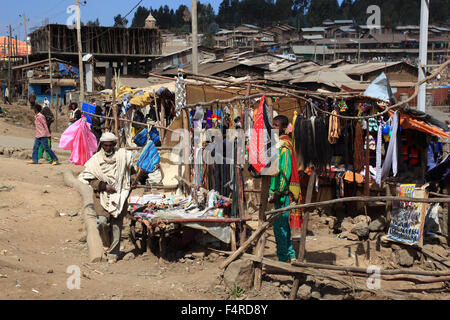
top-left (0, 146), bottom-right (31, 160)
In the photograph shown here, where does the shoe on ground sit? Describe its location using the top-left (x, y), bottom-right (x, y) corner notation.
top-left (51, 161), bottom-right (59, 166)
top-left (27, 160), bottom-right (38, 164)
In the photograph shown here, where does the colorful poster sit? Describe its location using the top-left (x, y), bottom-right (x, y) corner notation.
top-left (387, 184), bottom-right (428, 246)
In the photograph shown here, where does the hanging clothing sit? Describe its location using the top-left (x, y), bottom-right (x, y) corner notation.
top-left (248, 95), bottom-right (273, 175)
top-left (353, 121), bottom-right (364, 172)
top-left (328, 110), bottom-right (341, 144)
top-left (381, 112), bottom-right (399, 181)
top-left (376, 120), bottom-right (383, 186)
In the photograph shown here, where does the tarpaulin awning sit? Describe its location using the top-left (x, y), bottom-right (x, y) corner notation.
top-left (387, 110), bottom-right (450, 139)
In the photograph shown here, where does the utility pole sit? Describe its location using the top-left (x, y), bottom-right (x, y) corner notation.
top-left (8, 25), bottom-right (12, 98)
top-left (75, 0), bottom-right (84, 104)
top-left (357, 32), bottom-right (361, 64)
top-left (48, 26), bottom-right (56, 131)
top-left (191, 0), bottom-right (198, 74)
top-left (333, 31), bottom-right (337, 61)
top-left (418, 0), bottom-right (429, 112)
top-left (22, 13), bottom-right (29, 64)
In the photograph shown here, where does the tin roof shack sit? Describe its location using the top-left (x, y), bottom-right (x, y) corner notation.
top-left (268, 24), bottom-right (298, 43)
top-left (332, 61), bottom-right (419, 82)
top-left (12, 58), bottom-right (78, 105)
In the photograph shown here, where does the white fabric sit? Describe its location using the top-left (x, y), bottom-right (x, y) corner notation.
top-left (375, 120), bottom-right (383, 186)
top-left (381, 112), bottom-right (399, 181)
top-left (100, 132), bottom-right (118, 142)
top-left (78, 148), bottom-right (133, 218)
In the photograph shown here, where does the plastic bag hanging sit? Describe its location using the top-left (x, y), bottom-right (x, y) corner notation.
top-left (58, 116), bottom-right (98, 165)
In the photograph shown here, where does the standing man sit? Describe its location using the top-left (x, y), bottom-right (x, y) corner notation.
top-left (77, 132), bottom-right (134, 263)
top-left (4, 85), bottom-right (11, 105)
top-left (27, 104), bottom-right (59, 165)
top-left (269, 115), bottom-right (300, 263)
top-left (38, 101), bottom-right (55, 163)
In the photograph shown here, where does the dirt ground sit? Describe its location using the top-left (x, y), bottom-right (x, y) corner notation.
top-left (0, 103), bottom-right (449, 300)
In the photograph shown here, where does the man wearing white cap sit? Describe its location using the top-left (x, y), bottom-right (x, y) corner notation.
top-left (78, 132), bottom-right (134, 263)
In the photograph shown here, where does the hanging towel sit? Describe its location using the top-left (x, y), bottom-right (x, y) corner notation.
top-left (136, 138), bottom-right (160, 174)
top-left (328, 110), bottom-right (341, 144)
top-left (381, 112), bottom-right (399, 181)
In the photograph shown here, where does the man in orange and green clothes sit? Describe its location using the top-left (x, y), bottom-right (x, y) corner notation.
top-left (269, 115), bottom-right (301, 262)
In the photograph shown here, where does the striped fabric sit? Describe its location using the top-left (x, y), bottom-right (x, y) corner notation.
top-left (136, 138), bottom-right (160, 173)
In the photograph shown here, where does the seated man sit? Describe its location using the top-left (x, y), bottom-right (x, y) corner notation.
top-left (78, 132), bottom-right (134, 263)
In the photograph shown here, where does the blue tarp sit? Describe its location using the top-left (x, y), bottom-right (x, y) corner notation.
top-left (82, 103), bottom-right (96, 124)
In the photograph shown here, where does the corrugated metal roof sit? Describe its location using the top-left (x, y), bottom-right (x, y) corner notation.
top-left (290, 70), bottom-right (357, 87)
top-left (303, 35), bottom-right (323, 40)
top-left (301, 27), bottom-right (326, 32)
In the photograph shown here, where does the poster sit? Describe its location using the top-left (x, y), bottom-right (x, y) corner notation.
top-left (386, 184), bottom-right (428, 247)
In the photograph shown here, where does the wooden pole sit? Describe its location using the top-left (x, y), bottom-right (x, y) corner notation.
top-left (75, 0), bottom-right (84, 104)
top-left (253, 175), bottom-right (270, 290)
top-left (48, 27), bottom-right (56, 132)
top-left (182, 109), bottom-right (191, 194)
top-left (364, 124), bottom-right (370, 196)
top-left (289, 169), bottom-right (316, 300)
top-left (112, 78), bottom-right (119, 146)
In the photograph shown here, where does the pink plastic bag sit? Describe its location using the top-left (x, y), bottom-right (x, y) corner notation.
top-left (59, 116), bottom-right (98, 165)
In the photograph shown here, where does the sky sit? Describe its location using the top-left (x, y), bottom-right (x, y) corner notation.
top-left (1, 0), bottom-right (345, 40)
top-left (0, 0), bottom-right (223, 40)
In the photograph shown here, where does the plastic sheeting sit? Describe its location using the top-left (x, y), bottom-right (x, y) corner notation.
top-left (363, 72), bottom-right (395, 102)
top-left (58, 117), bottom-right (98, 165)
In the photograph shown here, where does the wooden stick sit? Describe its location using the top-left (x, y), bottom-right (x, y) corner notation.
top-left (230, 222), bottom-right (237, 251)
top-left (253, 175), bottom-right (270, 290)
top-left (290, 169), bottom-right (316, 300)
top-left (265, 195), bottom-right (450, 216)
top-left (81, 111), bottom-right (175, 133)
top-left (291, 260), bottom-right (450, 277)
top-left (184, 93), bottom-right (288, 109)
top-left (219, 210), bottom-right (282, 270)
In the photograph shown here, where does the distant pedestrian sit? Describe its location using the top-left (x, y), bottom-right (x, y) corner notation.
top-left (38, 102), bottom-right (55, 163)
top-left (4, 86), bottom-right (11, 105)
top-left (28, 104), bottom-right (58, 165)
top-left (68, 102), bottom-right (81, 126)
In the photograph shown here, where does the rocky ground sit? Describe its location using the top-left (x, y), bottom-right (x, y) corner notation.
top-left (0, 103), bottom-right (449, 300)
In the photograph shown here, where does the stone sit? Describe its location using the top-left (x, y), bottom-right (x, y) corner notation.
top-left (297, 284), bottom-right (312, 300)
top-left (369, 232), bottom-right (378, 240)
top-left (79, 235), bottom-right (87, 243)
top-left (272, 281), bottom-right (280, 287)
top-left (322, 293), bottom-right (344, 300)
top-left (209, 253), bottom-right (219, 260)
top-left (351, 222), bottom-right (370, 238)
top-left (354, 215), bottom-right (371, 224)
top-left (340, 221), bottom-right (355, 233)
top-left (327, 217), bottom-right (337, 230)
top-left (394, 249), bottom-right (414, 267)
top-left (184, 253), bottom-right (194, 259)
top-left (123, 252), bottom-right (135, 261)
top-left (311, 290), bottom-right (321, 300)
top-left (281, 285), bottom-right (291, 294)
top-left (16, 152), bottom-right (28, 160)
top-left (341, 231), bottom-right (359, 241)
top-left (369, 217), bottom-right (386, 232)
top-left (223, 259), bottom-right (254, 290)
top-left (192, 252), bottom-right (205, 259)
top-left (47, 269), bottom-right (54, 273)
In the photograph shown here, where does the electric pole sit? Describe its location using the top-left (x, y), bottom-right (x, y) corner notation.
top-left (8, 25), bottom-right (12, 98)
top-left (22, 13), bottom-right (29, 64)
top-left (75, 0), bottom-right (84, 104)
top-left (418, 0), bottom-right (429, 112)
top-left (191, 0), bottom-right (198, 74)
top-left (48, 26), bottom-right (55, 131)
